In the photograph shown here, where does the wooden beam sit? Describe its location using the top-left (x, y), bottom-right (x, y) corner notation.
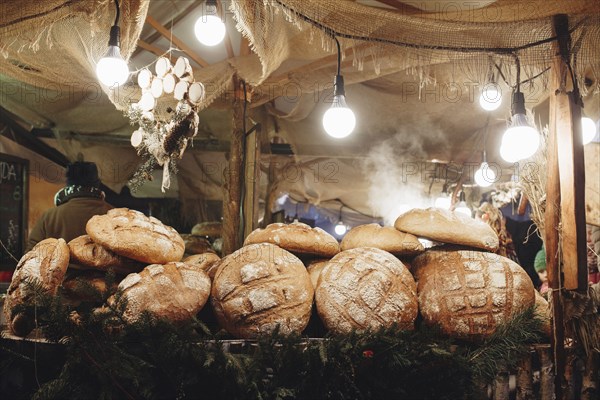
top-left (221, 75), bottom-right (245, 255)
top-left (243, 124), bottom-right (261, 238)
top-left (132, 2), bottom-right (200, 58)
top-left (145, 15), bottom-right (210, 68)
top-left (216, 0), bottom-right (235, 59)
top-left (240, 36), bottom-right (252, 56)
top-left (552, 15), bottom-right (588, 292)
top-left (136, 40), bottom-right (176, 63)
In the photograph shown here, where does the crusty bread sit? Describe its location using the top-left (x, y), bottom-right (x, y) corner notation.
top-left (306, 259), bottom-right (328, 289)
top-left (315, 247), bottom-right (418, 334)
top-left (68, 235), bottom-right (143, 274)
top-left (183, 252), bottom-right (221, 280)
top-left (394, 208), bottom-right (499, 251)
top-left (341, 224), bottom-right (424, 256)
top-left (412, 249), bottom-right (535, 340)
top-left (191, 221), bottom-right (222, 237)
top-left (86, 208), bottom-right (185, 264)
top-left (3, 238), bottom-right (70, 336)
top-left (62, 272), bottom-right (117, 304)
top-left (181, 234), bottom-right (214, 255)
top-left (111, 262), bottom-right (211, 324)
top-left (211, 243), bottom-right (313, 338)
top-left (244, 222), bottom-right (340, 258)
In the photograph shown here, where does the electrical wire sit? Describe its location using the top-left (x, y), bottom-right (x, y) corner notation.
top-left (333, 36), bottom-right (341, 76)
top-left (113, 0), bottom-right (120, 27)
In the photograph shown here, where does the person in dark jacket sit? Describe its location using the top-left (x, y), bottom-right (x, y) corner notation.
top-left (26, 162), bottom-right (113, 251)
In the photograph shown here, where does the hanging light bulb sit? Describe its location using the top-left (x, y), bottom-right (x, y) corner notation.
top-left (434, 184), bottom-right (451, 209)
top-left (96, 0), bottom-right (129, 87)
top-left (581, 116), bottom-right (597, 145)
top-left (500, 92), bottom-right (540, 163)
top-left (194, 0), bottom-right (226, 47)
top-left (479, 83), bottom-right (502, 111)
top-left (323, 37), bottom-right (356, 138)
top-left (334, 221), bottom-right (348, 236)
top-left (454, 191), bottom-right (472, 217)
top-left (474, 162), bottom-right (497, 187)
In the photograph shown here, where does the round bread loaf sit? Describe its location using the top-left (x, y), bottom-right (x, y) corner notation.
top-left (341, 224), bottom-right (424, 256)
top-left (112, 262), bottom-right (211, 324)
top-left (68, 235), bottom-right (143, 274)
top-left (306, 259), bottom-right (328, 289)
top-left (394, 208), bottom-right (499, 252)
top-left (183, 252), bottom-right (221, 280)
top-left (62, 272), bottom-right (117, 304)
top-left (191, 221), bottom-right (222, 237)
top-left (211, 243), bottom-right (313, 338)
top-left (86, 208), bottom-right (185, 264)
top-left (534, 291), bottom-right (551, 338)
top-left (244, 222), bottom-right (340, 258)
top-left (412, 250), bottom-right (535, 340)
top-left (315, 247), bottom-right (418, 334)
top-left (181, 234), bottom-right (214, 255)
top-left (3, 238), bottom-right (70, 336)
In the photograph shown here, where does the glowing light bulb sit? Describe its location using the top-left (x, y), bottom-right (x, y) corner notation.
top-left (474, 162), bottom-right (497, 187)
top-left (500, 113), bottom-right (540, 163)
top-left (194, 5), bottom-right (226, 46)
top-left (582, 117), bottom-right (597, 145)
top-left (334, 221), bottom-right (347, 235)
top-left (479, 83), bottom-right (502, 111)
top-left (434, 194), bottom-right (451, 209)
top-left (455, 201), bottom-right (472, 217)
top-left (96, 45), bottom-right (129, 87)
top-left (323, 95), bottom-right (356, 138)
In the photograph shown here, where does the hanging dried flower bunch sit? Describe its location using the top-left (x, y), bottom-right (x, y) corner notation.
top-left (126, 56), bottom-right (205, 192)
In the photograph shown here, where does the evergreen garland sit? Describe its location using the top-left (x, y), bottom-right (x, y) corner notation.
top-left (1, 284), bottom-right (544, 400)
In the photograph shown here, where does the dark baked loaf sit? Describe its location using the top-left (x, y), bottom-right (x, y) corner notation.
top-left (341, 224), bottom-right (424, 256)
top-left (68, 235), bottom-right (142, 274)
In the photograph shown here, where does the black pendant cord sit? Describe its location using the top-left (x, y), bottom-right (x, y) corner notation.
top-left (113, 0), bottom-right (120, 27)
top-left (334, 36), bottom-right (341, 76)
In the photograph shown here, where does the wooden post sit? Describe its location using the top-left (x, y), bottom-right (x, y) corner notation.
top-left (581, 351), bottom-right (599, 400)
top-left (493, 368), bottom-right (510, 400)
top-left (537, 345), bottom-right (555, 400)
top-left (552, 14), bottom-right (588, 291)
top-left (243, 124), bottom-right (262, 239)
top-left (222, 76), bottom-right (245, 256)
top-left (516, 353), bottom-right (534, 400)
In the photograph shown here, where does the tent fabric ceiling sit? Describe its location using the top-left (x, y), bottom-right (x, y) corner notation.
top-left (1, 0), bottom-right (599, 225)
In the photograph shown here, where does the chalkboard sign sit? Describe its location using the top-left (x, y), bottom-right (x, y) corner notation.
top-left (0, 153), bottom-right (28, 269)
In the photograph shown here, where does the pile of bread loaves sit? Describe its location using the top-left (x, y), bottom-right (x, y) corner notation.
top-left (3, 206), bottom-right (550, 340)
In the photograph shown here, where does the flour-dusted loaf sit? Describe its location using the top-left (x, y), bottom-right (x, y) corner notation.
top-left (534, 291), bottom-right (551, 338)
top-left (211, 243), bottom-right (314, 338)
top-left (86, 208), bottom-right (185, 264)
top-left (183, 252), bottom-right (221, 280)
top-left (111, 262), bottom-right (211, 324)
top-left (68, 235), bottom-right (143, 274)
top-left (181, 234), bottom-right (214, 255)
top-left (244, 222), bottom-right (340, 258)
top-left (191, 221), bottom-right (222, 237)
top-left (394, 208), bottom-right (499, 252)
top-left (3, 238), bottom-right (70, 336)
top-left (315, 247), bottom-right (418, 334)
top-left (306, 259), bottom-right (328, 289)
top-left (341, 224), bottom-right (424, 256)
top-left (62, 272), bottom-right (118, 305)
top-left (412, 250), bottom-right (535, 340)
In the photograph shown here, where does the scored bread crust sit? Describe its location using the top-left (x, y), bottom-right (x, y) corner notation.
top-left (243, 222), bottom-right (340, 257)
top-left (183, 252), bottom-right (221, 280)
top-left (341, 224), bottom-right (424, 256)
top-left (394, 208), bottom-right (499, 251)
top-left (3, 238), bottom-right (70, 336)
top-left (315, 247), bottom-right (418, 334)
top-left (306, 259), bottom-right (328, 289)
top-left (211, 243), bottom-right (314, 339)
top-left (412, 249), bottom-right (535, 340)
top-left (86, 208), bottom-right (185, 264)
top-left (68, 235), bottom-right (143, 274)
top-left (113, 262), bottom-right (211, 324)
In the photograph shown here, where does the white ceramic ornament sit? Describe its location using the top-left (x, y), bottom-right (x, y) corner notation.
top-left (151, 77), bottom-right (164, 98)
top-left (137, 68), bottom-right (152, 89)
top-left (139, 92), bottom-right (156, 111)
top-left (155, 57), bottom-right (171, 78)
top-left (174, 80), bottom-right (189, 101)
top-left (174, 56), bottom-right (193, 81)
top-left (162, 73), bottom-right (176, 94)
top-left (131, 129), bottom-right (143, 147)
top-left (188, 82), bottom-right (205, 104)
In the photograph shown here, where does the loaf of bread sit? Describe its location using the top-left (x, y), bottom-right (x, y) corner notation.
top-left (181, 234), bottom-right (214, 255)
top-left (315, 247), bottom-right (418, 334)
top-left (244, 222), bottom-right (340, 258)
top-left (412, 250), bottom-right (535, 339)
top-left (86, 208), bottom-right (185, 264)
top-left (183, 252), bottom-right (221, 280)
top-left (341, 224), bottom-right (424, 256)
top-left (394, 208), bottom-right (499, 251)
top-left (534, 291), bottom-right (551, 338)
top-left (3, 238), bottom-right (70, 336)
top-left (111, 262), bottom-right (211, 324)
top-left (191, 221), bottom-right (222, 237)
top-left (68, 235), bottom-right (143, 274)
top-left (211, 243), bottom-right (313, 338)
top-left (306, 259), bottom-right (328, 289)
top-left (62, 272), bottom-right (117, 305)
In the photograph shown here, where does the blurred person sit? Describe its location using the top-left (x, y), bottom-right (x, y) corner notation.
top-left (534, 248), bottom-right (549, 294)
top-left (26, 162), bottom-right (112, 251)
